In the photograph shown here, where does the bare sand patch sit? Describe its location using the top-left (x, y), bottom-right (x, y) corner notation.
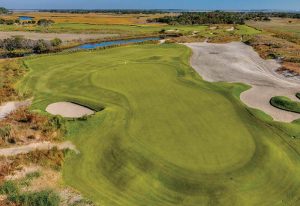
top-left (185, 42), bottom-right (300, 122)
top-left (0, 99), bottom-right (31, 120)
top-left (0, 141), bottom-right (78, 157)
top-left (46, 102), bottom-right (94, 118)
top-left (0, 31), bottom-right (118, 42)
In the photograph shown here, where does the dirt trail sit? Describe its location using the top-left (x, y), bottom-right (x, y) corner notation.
top-left (0, 141), bottom-right (79, 157)
top-left (185, 42), bottom-right (300, 122)
top-left (0, 100), bottom-right (31, 120)
top-left (0, 31), bottom-right (118, 42)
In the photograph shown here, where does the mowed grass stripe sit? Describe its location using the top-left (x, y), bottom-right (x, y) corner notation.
top-left (19, 44), bottom-right (300, 206)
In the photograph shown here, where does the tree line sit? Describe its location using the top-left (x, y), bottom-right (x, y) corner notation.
top-left (149, 11), bottom-right (300, 25)
top-left (0, 36), bottom-right (62, 57)
top-left (0, 18), bottom-right (54, 26)
top-left (39, 9), bottom-right (167, 14)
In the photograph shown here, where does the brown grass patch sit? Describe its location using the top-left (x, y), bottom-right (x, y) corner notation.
top-left (0, 106), bottom-right (65, 147)
top-left (3, 12), bottom-right (169, 25)
top-left (245, 34), bottom-right (300, 74)
top-left (0, 59), bottom-right (27, 104)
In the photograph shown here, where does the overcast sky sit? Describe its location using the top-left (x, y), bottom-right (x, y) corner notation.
top-left (0, 0), bottom-right (300, 10)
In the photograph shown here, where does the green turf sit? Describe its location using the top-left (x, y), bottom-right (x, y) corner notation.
top-left (270, 96), bottom-right (300, 114)
top-left (0, 23), bottom-right (208, 35)
top-left (0, 23), bottom-right (259, 37)
top-left (234, 25), bottom-right (261, 35)
top-left (18, 44), bottom-right (300, 206)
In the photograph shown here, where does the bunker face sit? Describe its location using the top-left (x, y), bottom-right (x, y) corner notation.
top-left (46, 102), bottom-right (94, 118)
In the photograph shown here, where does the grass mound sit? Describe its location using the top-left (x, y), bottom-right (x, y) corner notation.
top-left (19, 44), bottom-right (300, 206)
top-left (270, 96), bottom-right (300, 113)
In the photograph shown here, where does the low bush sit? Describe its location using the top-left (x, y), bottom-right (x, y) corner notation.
top-left (0, 125), bottom-right (11, 140)
top-left (1, 180), bottom-right (59, 206)
top-left (8, 189), bottom-right (60, 206)
top-left (270, 96), bottom-right (300, 113)
top-left (50, 38), bottom-right (63, 47)
top-left (0, 181), bottom-right (19, 195)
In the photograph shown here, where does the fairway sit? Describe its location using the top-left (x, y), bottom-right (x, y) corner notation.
top-left (19, 44), bottom-right (300, 205)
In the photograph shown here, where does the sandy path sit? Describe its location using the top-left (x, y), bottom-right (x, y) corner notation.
top-left (0, 100), bottom-right (31, 120)
top-left (0, 141), bottom-right (79, 157)
top-left (185, 42), bottom-right (300, 122)
top-left (46, 102), bottom-right (94, 118)
top-left (0, 31), bottom-right (118, 42)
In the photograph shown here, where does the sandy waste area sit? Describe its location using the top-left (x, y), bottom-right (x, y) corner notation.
top-left (185, 42), bottom-right (300, 122)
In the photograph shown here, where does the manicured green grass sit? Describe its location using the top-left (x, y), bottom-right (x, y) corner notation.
top-left (270, 96), bottom-right (300, 113)
top-left (19, 44), bottom-right (300, 206)
top-left (234, 25), bottom-right (261, 35)
top-left (0, 23), bottom-right (208, 35)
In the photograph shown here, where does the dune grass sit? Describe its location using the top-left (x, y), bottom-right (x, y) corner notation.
top-left (270, 96), bottom-right (300, 114)
top-left (18, 43), bottom-right (300, 206)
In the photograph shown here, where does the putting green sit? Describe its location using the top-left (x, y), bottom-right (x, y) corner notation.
top-left (19, 44), bottom-right (300, 205)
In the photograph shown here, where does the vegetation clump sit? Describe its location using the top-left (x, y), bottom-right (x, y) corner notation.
top-left (270, 96), bottom-right (300, 113)
top-left (0, 7), bottom-right (8, 14)
top-left (149, 12), bottom-right (278, 25)
top-left (0, 36), bottom-right (63, 57)
top-left (0, 180), bottom-right (60, 206)
top-left (37, 19), bottom-right (54, 27)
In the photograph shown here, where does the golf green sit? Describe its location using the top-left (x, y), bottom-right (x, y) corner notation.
top-left (19, 44), bottom-right (300, 205)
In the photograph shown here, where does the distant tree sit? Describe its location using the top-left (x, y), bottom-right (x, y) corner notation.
top-left (37, 19), bottom-right (54, 27)
top-left (33, 39), bottom-right (52, 53)
top-left (159, 29), bottom-right (166, 34)
top-left (50, 38), bottom-right (63, 47)
top-left (0, 7), bottom-right (8, 14)
top-left (5, 19), bottom-right (14, 25)
top-left (1, 36), bottom-right (24, 51)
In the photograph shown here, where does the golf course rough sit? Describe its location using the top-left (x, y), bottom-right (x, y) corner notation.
top-left (19, 44), bottom-right (300, 206)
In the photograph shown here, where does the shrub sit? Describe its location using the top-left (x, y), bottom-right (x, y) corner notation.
top-left (5, 19), bottom-right (14, 25)
top-left (0, 181), bottom-right (19, 195)
top-left (50, 38), bottom-right (62, 47)
top-left (0, 125), bottom-right (11, 140)
top-left (49, 116), bottom-right (65, 130)
top-left (37, 19), bottom-right (54, 27)
top-left (33, 39), bottom-right (52, 53)
top-left (8, 190), bottom-right (60, 206)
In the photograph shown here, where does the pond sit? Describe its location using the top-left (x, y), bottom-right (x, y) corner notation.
top-left (19, 16), bottom-right (34, 21)
top-left (75, 37), bottom-right (160, 50)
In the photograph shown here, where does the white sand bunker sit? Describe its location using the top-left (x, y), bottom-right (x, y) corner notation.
top-left (46, 102), bottom-right (94, 118)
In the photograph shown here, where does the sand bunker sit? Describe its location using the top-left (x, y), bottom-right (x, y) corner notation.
top-left (46, 102), bottom-right (94, 118)
top-left (185, 42), bottom-right (300, 122)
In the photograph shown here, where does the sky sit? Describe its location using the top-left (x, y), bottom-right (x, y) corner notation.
top-left (0, 0), bottom-right (300, 10)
